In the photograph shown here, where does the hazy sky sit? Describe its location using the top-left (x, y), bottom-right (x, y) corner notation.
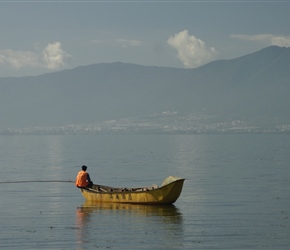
top-left (0, 0), bottom-right (290, 77)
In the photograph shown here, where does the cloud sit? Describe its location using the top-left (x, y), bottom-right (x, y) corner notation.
top-left (116, 39), bottom-right (143, 48)
top-left (0, 42), bottom-right (71, 70)
top-left (0, 50), bottom-right (39, 69)
top-left (92, 38), bottom-right (143, 48)
top-left (167, 30), bottom-right (218, 68)
top-left (42, 42), bottom-right (70, 69)
top-left (231, 34), bottom-right (290, 47)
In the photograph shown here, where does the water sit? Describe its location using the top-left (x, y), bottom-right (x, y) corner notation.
top-left (0, 134), bottom-right (289, 249)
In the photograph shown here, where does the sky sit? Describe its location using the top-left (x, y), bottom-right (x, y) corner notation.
top-left (0, 0), bottom-right (290, 77)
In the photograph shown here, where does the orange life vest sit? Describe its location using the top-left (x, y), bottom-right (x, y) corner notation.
top-left (76, 170), bottom-right (88, 187)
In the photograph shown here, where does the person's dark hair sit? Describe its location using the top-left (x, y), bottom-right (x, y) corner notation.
top-left (82, 165), bottom-right (87, 171)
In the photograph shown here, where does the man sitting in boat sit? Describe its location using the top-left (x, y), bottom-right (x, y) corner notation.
top-left (76, 165), bottom-right (93, 188)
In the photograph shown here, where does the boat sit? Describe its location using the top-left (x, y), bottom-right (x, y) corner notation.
top-left (78, 176), bottom-right (185, 205)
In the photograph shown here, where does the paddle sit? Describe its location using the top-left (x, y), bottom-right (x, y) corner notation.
top-left (0, 180), bottom-right (74, 184)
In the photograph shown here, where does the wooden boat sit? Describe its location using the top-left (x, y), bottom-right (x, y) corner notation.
top-left (79, 176), bottom-right (185, 205)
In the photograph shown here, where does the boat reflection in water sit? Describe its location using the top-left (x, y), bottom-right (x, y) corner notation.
top-left (75, 201), bottom-right (184, 249)
top-left (78, 200), bottom-right (184, 219)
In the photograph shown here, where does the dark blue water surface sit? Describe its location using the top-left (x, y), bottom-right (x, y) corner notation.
top-left (0, 134), bottom-right (289, 249)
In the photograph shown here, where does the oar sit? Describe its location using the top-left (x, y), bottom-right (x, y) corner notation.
top-left (0, 180), bottom-right (74, 184)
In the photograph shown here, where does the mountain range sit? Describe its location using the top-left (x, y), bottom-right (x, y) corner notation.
top-left (1, 45), bottom-right (290, 133)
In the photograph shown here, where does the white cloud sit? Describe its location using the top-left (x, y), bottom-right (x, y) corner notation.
top-left (0, 42), bottom-right (71, 70)
top-left (42, 42), bottom-right (70, 69)
top-left (0, 50), bottom-right (39, 69)
top-left (92, 38), bottom-right (143, 48)
top-left (167, 30), bottom-right (218, 68)
top-left (231, 34), bottom-right (290, 47)
top-left (116, 39), bottom-right (143, 47)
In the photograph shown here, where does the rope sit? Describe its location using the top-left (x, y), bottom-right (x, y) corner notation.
top-left (0, 180), bottom-right (74, 184)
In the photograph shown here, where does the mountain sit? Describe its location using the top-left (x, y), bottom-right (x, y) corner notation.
top-left (0, 45), bottom-right (290, 133)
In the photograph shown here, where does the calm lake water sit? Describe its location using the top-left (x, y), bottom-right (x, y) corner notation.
top-left (0, 134), bottom-right (289, 249)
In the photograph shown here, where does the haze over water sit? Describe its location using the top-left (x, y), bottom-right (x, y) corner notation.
top-left (0, 134), bottom-right (289, 249)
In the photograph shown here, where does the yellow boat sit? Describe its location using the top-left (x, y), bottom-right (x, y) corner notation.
top-left (79, 176), bottom-right (185, 205)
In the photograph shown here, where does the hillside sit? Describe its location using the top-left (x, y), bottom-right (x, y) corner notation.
top-left (0, 45), bottom-right (290, 133)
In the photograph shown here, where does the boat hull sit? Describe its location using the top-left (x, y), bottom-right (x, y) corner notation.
top-left (79, 176), bottom-right (185, 205)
